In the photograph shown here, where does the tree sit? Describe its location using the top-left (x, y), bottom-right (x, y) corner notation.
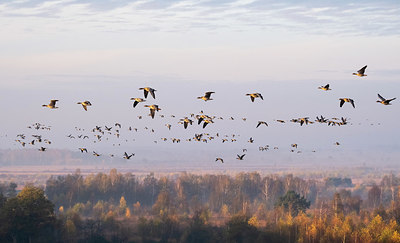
top-left (0, 185), bottom-right (56, 242)
top-left (275, 190), bottom-right (310, 216)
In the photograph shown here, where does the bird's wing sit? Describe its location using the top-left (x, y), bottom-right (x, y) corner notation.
top-left (325, 84), bottom-right (329, 89)
top-left (259, 94), bottom-right (264, 100)
top-left (83, 105), bottom-right (87, 111)
top-left (184, 121), bottom-right (188, 129)
top-left (133, 101), bottom-right (139, 107)
top-left (150, 90), bottom-right (156, 99)
top-left (358, 65), bottom-right (367, 74)
top-left (256, 122), bottom-right (261, 128)
top-left (350, 99), bottom-right (355, 108)
top-left (143, 90), bottom-right (149, 98)
top-left (150, 109), bottom-right (155, 119)
top-left (250, 96), bottom-right (255, 102)
top-left (340, 99), bottom-right (345, 107)
top-left (378, 94), bottom-right (385, 101)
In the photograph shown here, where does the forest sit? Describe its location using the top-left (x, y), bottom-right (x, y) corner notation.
top-left (2, 169), bottom-right (400, 242)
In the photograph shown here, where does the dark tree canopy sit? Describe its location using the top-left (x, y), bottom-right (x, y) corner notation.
top-left (0, 185), bottom-right (56, 242)
top-left (275, 190), bottom-right (310, 216)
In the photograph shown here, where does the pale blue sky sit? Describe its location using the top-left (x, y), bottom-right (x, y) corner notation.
top-left (0, 0), bottom-right (399, 165)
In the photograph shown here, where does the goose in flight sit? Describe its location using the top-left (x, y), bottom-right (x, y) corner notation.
top-left (197, 92), bottom-right (215, 101)
top-left (339, 98), bottom-right (355, 108)
top-left (236, 154), bottom-right (246, 160)
top-left (180, 117), bottom-right (193, 129)
top-left (42, 100), bottom-right (59, 109)
top-left (77, 101), bottom-right (92, 111)
top-left (79, 148), bottom-right (88, 153)
top-left (123, 152), bottom-right (135, 159)
top-left (353, 65), bottom-right (367, 77)
top-left (139, 87), bottom-right (156, 99)
top-left (130, 98), bottom-right (146, 108)
top-left (318, 84), bottom-right (331, 91)
top-left (246, 93), bottom-right (263, 102)
top-left (256, 121), bottom-right (268, 128)
top-left (144, 105), bottom-right (161, 119)
top-left (93, 151), bottom-right (101, 157)
top-left (215, 157), bottom-right (224, 163)
top-left (203, 119), bottom-right (214, 128)
top-left (377, 94), bottom-right (396, 105)
top-left (38, 147), bottom-right (46, 152)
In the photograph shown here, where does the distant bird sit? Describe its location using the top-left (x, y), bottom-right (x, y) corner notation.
top-left (38, 147), bottom-right (46, 152)
top-left (197, 92), bottom-right (215, 101)
top-left (236, 154), bottom-right (246, 160)
top-left (93, 151), bottom-right (101, 157)
top-left (42, 100), bottom-right (59, 109)
top-left (79, 148), bottom-right (88, 153)
top-left (115, 123), bottom-right (121, 128)
top-left (248, 137), bottom-right (254, 143)
top-left (123, 152), bottom-right (135, 159)
top-left (180, 117), bottom-right (193, 129)
top-left (165, 124), bottom-right (172, 130)
top-left (139, 87), bottom-right (156, 99)
top-left (77, 101), bottom-right (92, 111)
top-left (144, 105), bottom-right (161, 119)
top-left (215, 157), bottom-right (224, 163)
top-left (377, 94), bottom-right (396, 105)
top-left (339, 98), bottom-right (355, 108)
top-left (203, 119), bottom-right (214, 128)
top-left (318, 84), bottom-right (331, 91)
top-left (276, 120), bottom-right (286, 123)
top-left (335, 142), bottom-right (340, 145)
top-left (256, 121), bottom-right (268, 128)
top-left (353, 65), bottom-right (367, 77)
top-left (291, 144), bottom-right (298, 148)
top-left (246, 93), bottom-right (263, 102)
top-left (130, 98), bottom-right (146, 108)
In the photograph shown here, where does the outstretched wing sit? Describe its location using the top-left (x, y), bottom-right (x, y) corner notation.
top-left (378, 94), bottom-right (385, 101)
top-left (350, 99), bottom-right (355, 108)
top-left (259, 93), bottom-right (264, 100)
top-left (143, 90), bottom-right (149, 98)
top-left (133, 101), bottom-right (139, 108)
top-left (150, 109), bottom-right (155, 119)
top-left (150, 90), bottom-right (156, 99)
top-left (340, 99), bottom-right (345, 107)
top-left (358, 65), bottom-right (367, 75)
top-left (250, 96), bottom-right (255, 102)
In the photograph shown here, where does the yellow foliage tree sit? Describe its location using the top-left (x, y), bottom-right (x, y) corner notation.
top-left (125, 208), bottom-right (131, 218)
top-left (221, 204), bottom-right (229, 218)
top-left (248, 216), bottom-right (259, 227)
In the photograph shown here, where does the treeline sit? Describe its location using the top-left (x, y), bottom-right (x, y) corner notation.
top-left (2, 171), bottom-right (400, 242)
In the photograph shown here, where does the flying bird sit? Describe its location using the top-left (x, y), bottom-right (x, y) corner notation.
top-left (339, 98), bottom-right (355, 108)
top-left (123, 152), bottom-right (135, 159)
top-left (352, 65), bottom-right (367, 77)
top-left (42, 100), bottom-right (59, 109)
top-left (318, 84), bottom-right (331, 91)
top-left (130, 98), bottom-right (146, 108)
top-left (377, 94), bottom-right (396, 105)
top-left (77, 101), bottom-right (92, 111)
top-left (197, 92), bottom-right (215, 101)
top-left (139, 87), bottom-right (156, 99)
top-left (246, 93), bottom-right (263, 102)
top-left (236, 154), bottom-right (246, 160)
top-left (144, 105), bottom-right (161, 119)
top-left (215, 157), bottom-right (224, 163)
top-left (256, 121), bottom-right (268, 128)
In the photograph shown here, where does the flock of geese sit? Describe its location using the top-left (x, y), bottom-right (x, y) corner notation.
top-left (10, 65), bottom-right (397, 163)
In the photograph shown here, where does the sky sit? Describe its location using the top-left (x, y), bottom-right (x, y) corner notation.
top-left (0, 0), bottom-right (399, 167)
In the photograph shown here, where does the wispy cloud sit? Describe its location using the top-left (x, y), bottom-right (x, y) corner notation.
top-left (0, 0), bottom-right (399, 36)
